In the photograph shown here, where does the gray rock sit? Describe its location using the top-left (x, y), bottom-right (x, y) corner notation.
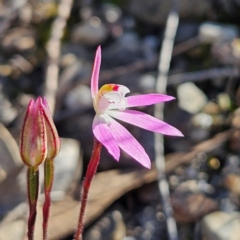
top-left (71, 17), bottom-right (108, 46)
top-left (84, 210), bottom-right (126, 240)
top-left (192, 113), bottom-right (213, 128)
top-left (139, 73), bottom-right (156, 92)
top-left (1, 27), bottom-right (36, 53)
top-left (176, 23), bottom-right (199, 43)
top-left (0, 166), bottom-right (26, 218)
top-left (199, 22), bottom-right (239, 43)
top-left (0, 123), bottom-right (22, 183)
top-left (104, 32), bottom-right (141, 66)
top-left (40, 138), bottom-right (82, 201)
top-left (177, 82), bottom-right (208, 114)
top-left (64, 84), bottom-right (92, 111)
top-left (0, 219), bottom-right (26, 240)
top-left (201, 211), bottom-right (240, 240)
top-left (128, 0), bottom-right (211, 26)
top-left (141, 35), bottom-right (158, 64)
top-left (103, 4), bottom-right (122, 23)
top-left (0, 84), bottom-right (17, 125)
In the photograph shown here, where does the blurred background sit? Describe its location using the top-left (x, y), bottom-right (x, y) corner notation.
top-left (0, 0), bottom-right (240, 239)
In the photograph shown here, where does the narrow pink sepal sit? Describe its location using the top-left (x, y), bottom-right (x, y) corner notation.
top-left (108, 109), bottom-right (184, 137)
top-left (91, 46), bottom-right (101, 99)
top-left (105, 115), bottom-right (151, 169)
top-left (126, 94), bottom-right (175, 108)
top-left (93, 115), bottom-right (120, 161)
top-left (41, 97), bottom-right (60, 159)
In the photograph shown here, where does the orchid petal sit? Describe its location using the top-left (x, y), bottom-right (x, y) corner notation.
top-left (108, 109), bottom-right (184, 137)
top-left (91, 46), bottom-right (101, 99)
top-left (104, 115), bottom-right (151, 169)
top-left (126, 94), bottom-right (175, 108)
top-left (93, 114), bottom-right (120, 161)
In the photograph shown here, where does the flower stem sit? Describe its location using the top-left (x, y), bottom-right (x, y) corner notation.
top-left (27, 166), bottom-right (39, 240)
top-left (74, 138), bottom-right (102, 240)
top-left (43, 158), bottom-right (54, 240)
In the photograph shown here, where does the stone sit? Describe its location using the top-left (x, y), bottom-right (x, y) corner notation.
top-left (224, 174), bottom-right (240, 197)
top-left (103, 4), bottom-right (122, 23)
top-left (138, 73), bottom-right (156, 92)
top-left (172, 192), bottom-right (218, 223)
top-left (104, 32), bottom-right (141, 66)
top-left (84, 210), bottom-right (126, 240)
top-left (1, 27), bottom-right (36, 53)
top-left (231, 108), bottom-right (240, 128)
top-left (199, 22), bottom-right (239, 43)
top-left (64, 84), bottom-right (92, 111)
top-left (0, 123), bottom-right (22, 183)
top-left (71, 17), bottom-right (108, 46)
top-left (40, 138), bottom-right (82, 201)
top-left (177, 82), bottom-right (208, 114)
top-left (141, 35), bottom-right (158, 64)
top-left (0, 219), bottom-right (26, 240)
top-left (201, 211), bottom-right (240, 240)
top-left (0, 83), bottom-right (18, 125)
top-left (0, 166), bottom-right (26, 218)
top-left (128, 0), bottom-right (211, 26)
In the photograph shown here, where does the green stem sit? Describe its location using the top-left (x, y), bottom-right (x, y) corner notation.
top-left (43, 158), bottom-right (54, 240)
top-left (27, 166), bottom-right (39, 240)
top-left (74, 138), bottom-right (102, 240)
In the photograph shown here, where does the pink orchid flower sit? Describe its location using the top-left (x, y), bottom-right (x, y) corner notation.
top-left (91, 46), bottom-right (183, 169)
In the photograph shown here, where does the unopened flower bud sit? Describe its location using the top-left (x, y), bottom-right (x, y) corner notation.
top-left (19, 97), bottom-right (47, 167)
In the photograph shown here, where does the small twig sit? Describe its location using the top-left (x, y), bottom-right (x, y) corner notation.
top-left (168, 67), bottom-right (239, 85)
top-left (154, 1), bottom-right (180, 240)
top-left (44, 0), bottom-right (73, 113)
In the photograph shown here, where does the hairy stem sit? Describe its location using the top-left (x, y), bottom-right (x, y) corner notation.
top-left (74, 139), bottom-right (102, 240)
top-left (43, 158), bottom-right (54, 240)
top-left (27, 166), bottom-right (39, 240)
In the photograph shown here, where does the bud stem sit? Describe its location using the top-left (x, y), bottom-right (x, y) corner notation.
top-left (43, 158), bottom-right (54, 240)
top-left (27, 166), bottom-right (39, 240)
top-left (74, 138), bottom-right (102, 240)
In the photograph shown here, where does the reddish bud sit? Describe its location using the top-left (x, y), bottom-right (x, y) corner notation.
top-left (20, 97), bottom-right (47, 167)
top-left (19, 97), bottom-right (60, 167)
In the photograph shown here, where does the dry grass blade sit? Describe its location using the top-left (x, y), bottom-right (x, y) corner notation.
top-left (44, 0), bottom-right (73, 113)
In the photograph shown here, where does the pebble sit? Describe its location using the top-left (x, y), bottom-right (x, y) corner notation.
top-left (172, 192), bottom-right (218, 223)
top-left (64, 84), bottom-right (92, 111)
top-left (84, 210), bottom-right (126, 240)
top-left (0, 166), bottom-right (26, 218)
top-left (103, 4), bottom-right (122, 23)
top-left (0, 83), bottom-right (17, 125)
top-left (141, 35), bottom-right (158, 63)
top-left (201, 211), bottom-right (240, 240)
top-left (199, 21), bottom-right (239, 43)
top-left (104, 32), bottom-right (141, 66)
top-left (39, 138), bottom-right (81, 201)
top-left (177, 82), bottom-right (208, 114)
top-left (128, 0), bottom-right (211, 26)
top-left (71, 17), bottom-right (108, 46)
top-left (0, 123), bottom-right (22, 183)
top-left (0, 219), bottom-right (26, 240)
top-left (224, 174), bottom-right (240, 197)
top-left (138, 74), bottom-right (156, 92)
top-left (1, 27), bottom-right (36, 53)
top-left (231, 108), bottom-right (240, 128)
